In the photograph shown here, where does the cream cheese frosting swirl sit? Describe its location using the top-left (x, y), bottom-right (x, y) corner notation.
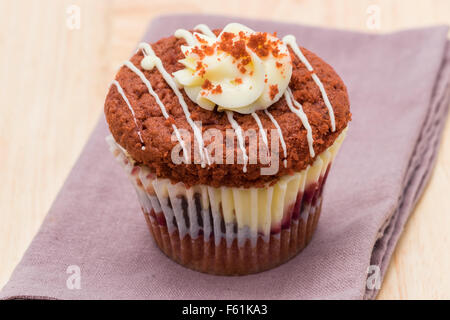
top-left (173, 23), bottom-right (292, 114)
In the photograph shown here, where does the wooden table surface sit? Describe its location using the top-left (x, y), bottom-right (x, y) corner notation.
top-left (0, 0), bottom-right (449, 299)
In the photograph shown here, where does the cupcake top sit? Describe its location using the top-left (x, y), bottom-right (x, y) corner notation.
top-left (104, 23), bottom-right (351, 188)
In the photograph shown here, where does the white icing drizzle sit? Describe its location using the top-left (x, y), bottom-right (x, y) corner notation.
top-left (311, 73), bottom-right (335, 129)
top-left (124, 61), bottom-right (169, 117)
top-left (283, 35), bottom-right (313, 71)
top-left (141, 55), bottom-right (157, 70)
top-left (282, 35), bottom-right (336, 132)
top-left (110, 80), bottom-right (146, 150)
top-left (174, 29), bottom-right (196, 45)
top-left (203, 147), bottom-right (212, 166)
top-left (252, 112), bottom-right (272, 166)
top-left (194, 24), bottom-right (217, 38)
top-left (175, 26), bottom-right (230, 167)
top-left (123, 61), bottom-right (189, 161)
top-left (251, 112), bottom-right (268, 148)
top-left (263, 109), bottom-right (288, 168)
top-left (176, 25), bottom-right (268, 172)
top-left (226, 111), bottom-right (248, 173)
top-left (284, 88), bottom-right (315, 158)
top-left (138, 42), bottom-right (207, 167)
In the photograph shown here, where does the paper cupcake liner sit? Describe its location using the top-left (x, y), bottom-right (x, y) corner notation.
top-left (106, 130), bottom-right (346, 275)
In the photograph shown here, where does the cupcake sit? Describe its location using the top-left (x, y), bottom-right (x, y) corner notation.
top-left (104, 23), bottom-right (351, 275)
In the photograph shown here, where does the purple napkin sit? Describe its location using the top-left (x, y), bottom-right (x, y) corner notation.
top-left (1, 15), bottom-right (449, 300)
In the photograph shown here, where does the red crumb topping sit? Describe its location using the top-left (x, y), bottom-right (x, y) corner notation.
top-left (195, 34), bottom-right (207, 44)
top-left (186, 30), bottom-right (286, 77)
top-left (247, 33), bottom-right (270, 57)
top-left (196, 61), bottom-right (206, 77)
top-left (276, 62), bottom-right (282, 68)
top-left (191, 47), bottom-right (205, 59)
top-left (211, 84), bottom-right (222, 94)
top-left (202, 44), bottom-right (215, 56)
top-left (234, 78), bottom-right (242, 84)
top-left (272, 47), bottom-right (280, 57)
top-left (201, 80), bottom-right (222, 95)
top-left (202, 79), bottom-right (213, 90)
top-left (269, 84), bottom-right (279, 99)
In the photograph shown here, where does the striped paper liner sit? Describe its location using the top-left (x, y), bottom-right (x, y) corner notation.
top-left (106, 129), bottom-right (346, 275)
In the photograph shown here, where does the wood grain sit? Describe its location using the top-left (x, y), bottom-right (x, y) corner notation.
top-left (0, 0), bottom-right (449, 299)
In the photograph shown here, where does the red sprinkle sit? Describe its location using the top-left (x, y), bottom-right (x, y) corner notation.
top-left (269, 84), bottom-right (279, 99)
top-left (202, 79), bottom-right (213, 90)
top-left (212, 84), bottom-right (222, 94)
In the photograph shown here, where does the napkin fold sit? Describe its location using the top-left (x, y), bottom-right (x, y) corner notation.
top-left (1, 14), bottom-right (449, 300)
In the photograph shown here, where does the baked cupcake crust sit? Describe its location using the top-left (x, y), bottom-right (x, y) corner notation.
top-left (104, 30), bottom-right (351, 188)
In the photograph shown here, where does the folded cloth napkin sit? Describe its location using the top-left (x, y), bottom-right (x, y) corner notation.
top-left (1, 14), bottom-right (449, 300)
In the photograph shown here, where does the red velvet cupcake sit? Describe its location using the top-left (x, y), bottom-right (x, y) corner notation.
top-left (105, 23), bottom-right (351, 275)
